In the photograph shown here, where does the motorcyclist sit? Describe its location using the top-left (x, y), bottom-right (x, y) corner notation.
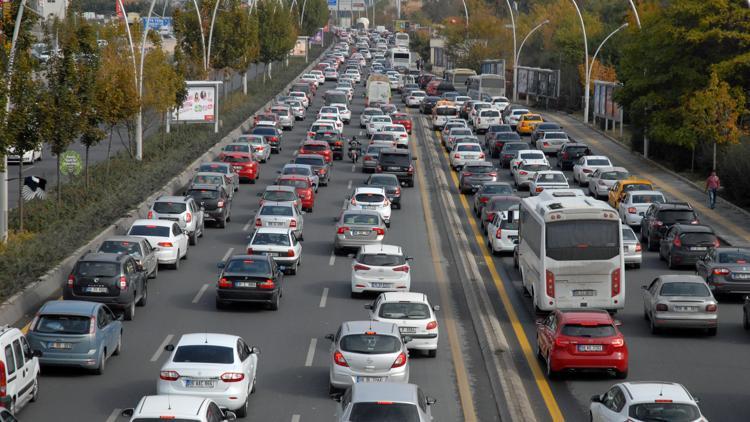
top-left (348, 136), bottom-right (362, 162)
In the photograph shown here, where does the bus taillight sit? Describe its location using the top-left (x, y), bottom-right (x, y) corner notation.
top-left (611, 268), bottom-right (621, 297)
top-left (545, 270), bottom-right (555, 298)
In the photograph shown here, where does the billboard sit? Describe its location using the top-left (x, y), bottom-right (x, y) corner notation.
top-left (291, 36), bottom-right (308, 57)
top-left (516, 66), bottom-right (560, 99)
top-left (141, 17), bottom-right (173, 30)
top-left (173, 83), bottom-right (218, 122)
top-left (593, 80), bottom-right (622, 122)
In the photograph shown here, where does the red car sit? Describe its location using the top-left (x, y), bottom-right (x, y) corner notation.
top-left (299, 141), bottom-right (333, 163)
top-left (391, 113), bottom-right (413, 134)
top-left (276, 176), bottom-right (315, 212)
top-left (536, 309), bottom-right (628, 379)
top-left (221, 152), bottom-right (258, 183)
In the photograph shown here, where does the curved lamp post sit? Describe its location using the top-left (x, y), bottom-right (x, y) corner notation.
top-left (503, 0), bottom-right (517, 101)
top-left (514, 19), bottom-right (549, 104)
top-left (585, 22), bottom-right (629, 112)
top-left (460, 0), bottom-right (469, 30)
top-left (567, 0), bottom-right (590, 123)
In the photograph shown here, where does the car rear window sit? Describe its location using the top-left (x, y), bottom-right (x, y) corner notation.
top-left (450, 129), bottom-right (472, 136)
top-left (566, 146), bottom-right (588, 153)
top-left (718, 251), bottom-right (750, 264)
top-left (520, 153), bottom-right (544, 160)
top-left (632, 194), bottom-right (664, 204)
top-left (489, 198), bottom-right (521, 211)
top-left (129, 225), bottom-right (170, 237)
top-left (252, 127), bottom-right (276, 135)
top-left (435, 107), bottom-right (458, 116)
top-left (343, 213), bottom-right (380, 225)
top-left (369, 176), bottom-right (399, 186)
top-left (546, 220), bottom-right (620, 261)
top-left (497, 133), bottom-right (521, 140)
top-left (357, 253), bottom-right (406, 266)
top-left (278, 179), bottom-right (309, 188)
top-left (600, 171), bottom-right (629, 180)
top-left (561, 324), bottom-right (615, 338)
top-left (456, 144), bottom-right (481, 152)
top-left (628, 403), bottom-right (701, 421)
top-left (283, 167), bottom-right (311, 176)
top-left (480, 110), bottom-right (500, 117)
top-left (99, 241), bottom-right (141, 255)
top-left (76, 261), bottom-right (119, 277)
top-left (35, 315), bottom-right (91, 335)
top-left (680, 232), bottom-right (716, 245)
top-left (225, 258), bottom-right (270, 274)
top-left (521, 164), bottom-right (550, 172)
top-left (355, 193), bottom-right (385, 203)
top-left (340, 334), bottom-right (401, 354)
top-left (303, 144), bottom-right (328, 151)
top-left (622, 228), bottom-right (637, 241)
top-left (198, 164), bottom-right (228, 173)
top-left (378, 302), bottom-right (430, 319)
top-left (173, 345), bottom-right (234, 364)
top-left (503, 143), bottom-right (526, 152)
top-left (296, 157), bottom-right (326, 167)
top-left (187, 189), bottom-right (220, 200)
top-left (658, 210), bottom-right (696, 223)
top-left (464, 165), bottom-right (494, 173)
top-left (536, 173), bottom-right (567, 183)
top-left (224, 144), bottom-right (250, 152)
top-left (623, 183), bottom-right (652, 192)
top-left (500, 219), bottom-right (519, 230)
top-left (222, 155), bottom-right (251, 163)
top-left (153, 202), bottom-right (186, 214)
top-left (260, 205), bottom-right (293, 216)
top-left (192, 175), bottom-right (223, 186)
top-left (659, 282), bottom-right (710, 297)
top-left (482, 184), bottom-right (513, 195)
top-left (587, 159), bottom-right (611, 166)
top-left (545, 132), bottom-right (567, 139)
top-left (252, 232), bottom-right (291, 246)
top-left (379, 154), bottom-right (410, 166)
top-left (264, 191), bottom-right (296, 202)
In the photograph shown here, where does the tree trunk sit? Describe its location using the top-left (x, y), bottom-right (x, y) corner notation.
top-left (106, 128), bottom-right (114, 175)
top-left (243, 71), bottom-right (248, 95)
top-left (56, 153), bottom-right (62, 203)
top-left (18, 156), bottom-right (23, 232)
top-left (691, 146), bottom-right (695, 173)
top-left (268, 62), bottom-right (272, 80)
top-left (85, 145), bottom-right (90, 189)
top-left (263, 62), bottom-right (267, 83)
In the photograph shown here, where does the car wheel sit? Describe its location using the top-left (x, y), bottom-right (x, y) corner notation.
top-left (216, 297), bottom-right (227, 310)
top-left (615, 369), bottom-right (628, 379)
top-left (171, 252), bottom-right (180, 270)
top-left (149, 265), bottom-right (158, 279)
top-left (93, 350), bottom-right (106, 375)
top-left (137, 283), bottom-right (148, 306)
top-left (189, 232), bottom-right (197, 246)
top-left (707, 327), bottom-right (718, 336)
top-left (643, 307), bottom-right (650, 320)
top-left (218, 218), bottom-right (226, 229)
top-left (235, 395), bottom-right (249, 418)
top-left (30, 379), bottom-right (39, 402)
top-left (545, 353), bottom-right (558, 379)
top-left (290, 262), bottom-right (298, 275)
top-left (744, 310), bottom-right (750, 330)
top-left (668, 254), bottom-right (676, 269)
top-left (124, 300), bottom-right (135, 321)
top-left (426, 349), bottom-right (437, 358)
top-left (648, 236), bottom-right (658, 251)
top-left (649, 316), bottom-right (660, 334)
top-left (350, 291), bottom-right (361, 299)
top-left (113, 333), bottom-right (122, 356)
top-left (329, 383), bottom-right (341, 396)
top-left (268, 292), bottom-right (280, 311)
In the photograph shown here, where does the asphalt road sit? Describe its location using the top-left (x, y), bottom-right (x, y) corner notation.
top-left (407, 108), bottom-right (749, 421)
top-left (16, 74), bottom-right (503, 421)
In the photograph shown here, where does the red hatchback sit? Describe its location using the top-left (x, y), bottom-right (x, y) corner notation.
top-left (275, 175), bottom-right (315, 212)
top-left (391, 113), bottom-right (413, 134)
top-left (536, 309), bottom-right (628, 379)
top-left (221, 152), bottom-right (259, 183)
top-left (299, 141), bottom-right (333, 163)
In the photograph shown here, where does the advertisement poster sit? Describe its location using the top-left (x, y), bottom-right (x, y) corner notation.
top-left (311, 29), bottom-right (324, 45)
top-left (174, 86), bottom-right (216, 122)
top-left (291, 37), bottom-right (308, 57)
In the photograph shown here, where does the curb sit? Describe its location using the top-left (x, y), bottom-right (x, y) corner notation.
top-left (0, 47), bottom-right (330, 328)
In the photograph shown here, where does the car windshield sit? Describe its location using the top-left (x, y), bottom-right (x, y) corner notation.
top-left (129, 225), bottom-right (170, 237)
top-left (153, 202), bottom-right (186, 214)
top-left (464, 165), bottom-right (494, 173)
top-left (718, 251), bottom-right (750, 264)
top-left (224, 144), bottom-right (250, 152)
top-left (225, 258), bottom-right (270, 274)
top-left (520, 153), bottom-right (544, 160)
top-left (358, 253), bottom-right (406, 266)
top-left (99, 241), bottom-right (141, 256)
top-left (369, 176), bottom-right (399, 186)
top-left (340, 334), bottom-right (401, 354)
top-left (379, 154), bottom-right (410, 166)
top-left (628, 403), bottom-right (701, 421)
top-left (378, 302), bottom-right (430, 319)
top-left (35, 315), bottom-right (91, 335)
top-left (343, 213), bottom-right (380, 225)
top-left (546, 220), bottom-right (620, 261)
top-left (187, 189), bottom-right (220, 200)
top-left (536, 173), bottom-right (567, 183)
top-left (503, 143), bottom-right (526, 152)
top-left (622, 228), bottom-right (637, 241)
top-left (283, 167), bottom-right (312, 176)
top-left (680, 232), bottom-right (716, 245)
top-left (587, 159), bottom-right (611, 166)
top-left (632, 194), bottom-right (664, 204)
top-left (76, 261), bottom-right (119, 277)
top-left (600, 171), bottom-right (629, 180)
top-left (252, 232), bottom-right (290, 246)
top-left (482, 184), bottom-right (513, 195)
top-left (198, 164), bottom-right (228, 174)
top-left (260, 205), bottom-right (293, 216)
top-left (660, 282), bottom-right (710, 297)
top-left (561, 324), bottom-right (615, 338)
top-left (355, 193), bottom-right (385, 203)
top-left (173, 345), bottom-right (234, 364)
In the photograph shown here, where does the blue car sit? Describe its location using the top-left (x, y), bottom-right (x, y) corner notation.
top-left (26, 300), bottom-right (123, 374)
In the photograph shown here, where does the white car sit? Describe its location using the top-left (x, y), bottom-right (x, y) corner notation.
top-left (350, 244), bottom-right (411, 295)
top-left (468, 102), bottom-right (492, 125)
top-left (0, 326), bottom-right (40, 415)
top-left (306, 121), bottom-right (336, 139)
top-left (505, 108), bottom-right (530, 127)
top-left (335, 84), bottom-right (353, 101)
top-left (513, 159), bottom-right (551, 190)
top-left (127, 219), bottom-right (188, 269)
top-left (379, 124), bottom-right (409, 147)
top-left (572, 155), bottom-right (614, 186)
top-left (332, 103), bottom-right (351, 124)
top-left (490, 96), bottom-right (510, 111)
top-left (535, 131), bottom-right (569, 153)
top-left (366, 292), bottom-right (439, 357)
top-left (486, 205), bottom-right (519, 254)
top-left (344, 69), bottom-right (361, 83)
top-left (618, 190), bottom-right (666, 226)
top-left (121, 396), bottom-right (237, 422)
top-left (270, 105), bottom-right (294, 130)
top-left (317, 106), bottom-right (341, 120)
top-left (310, 69), bottom-right (325, 84)
top-left (7, 146), bottom-right (42, 164)
top-left (288, 91), bottom-right (309, 108)
top-left (360, 107), bottom-right (385, 128)
top-left (317, 116), bottom-right (344, 134)
top-left (367, 115), bottom-right (393, 136)
top-left (529, 171), bottom-right (570, 196)
top-left (246, 227), bottom-right (302, 275)
top-left (509, 149), bottom-right (548, 174)
top-left (348, 187), bottom-right (392, 227)
top-left (405, 90), bottom-right (426, 107)
top-left (590, 381), bottom-right (706, 422)
top-left (300, 74), bottom-right (319, 87)
top-left (450, 142), bottom-right (485, 170)
top-left (157, 333), bottom-right (259, 418)
top-left (432, 105), bottom-right (459, 130)
top-left (253, 201), bottom-right (305, 240)
top-left (285, 99), bottom-right (306, 120)
top-left (588, 166), bottom-right (629, 198)
top-left (473, 109), bottom-right (502, 133)
top-left (453, 95), bottom-right (471, 108)
top-left (237, 134), bottom-right (271, 163)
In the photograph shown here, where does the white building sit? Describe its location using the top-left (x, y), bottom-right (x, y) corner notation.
top-left (33, 0), bottom-right (68, 21)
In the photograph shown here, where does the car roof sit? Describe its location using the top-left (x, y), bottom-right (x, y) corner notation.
top-left (380, 148), bottom-right (409, 155)
top-left (360, 243), bottom-right (402, 255)
top-left (254, 227), bottom-right (293, 235)
top-left (342, 209), bottom-right (381, 216)
top-left (557, 309), bottom-right (613, 324)
top-left (80, 251), bottom-right (128, 263)
top-left (658, 274), bottom-right (705, 283)
top-left (463, 160), bottom-right (493, 167)
top-left (520, 158), bottom-right (549, 165)
top-left (627, 190), bottom-right (662, 196)
top-left (585, 155), bottom-right (610, 161)
top-left (341, 320), bottom-right (400, 336)
top-left (672, 223), bottom-right (713, 233)
top-left (135, 395), bottom-right (209, 416)
top-left (155, 196), bottom-right (189, 203)
top-left (354, 187), bottom-right (386, 195)
top-left (176, 333), bottom-right (240, 348)
top-left (620, 382), bottom-right (694, 404)
top-left (40, 300), bottom-right (100, 316)
top-left (131, 219), bottom-right (175, 227)
top-left (260, 201), bottom-right (296, 208)
top-left (350, 382), bottom-right (420, 403)
top-left (194, 171), bottom-right (226, 178)
top-left (101, 235), bottom-right (145, 243)
top-left (378, 292), bottom-right (430, 304)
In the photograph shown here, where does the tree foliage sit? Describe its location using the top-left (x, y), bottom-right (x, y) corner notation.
top-left (684, 71), bottom-right (745, 151)
top-left (299, 0), bottom-right (328, 37)
top-left (257, 0), bottom-right (297, 65)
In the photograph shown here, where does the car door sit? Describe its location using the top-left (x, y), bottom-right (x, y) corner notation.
top-left (173, 223), bottom-right (188, 255)
top-left (660, 227), bottom-right (675, 257)
top-left (592, 386), bottom-right (624, 421)
top-left (10, 338), bottom-right (33, 406)
top-left (643, 278), bottom-right (659, 316)
top-left (141, 240), bottom-right (157, 276)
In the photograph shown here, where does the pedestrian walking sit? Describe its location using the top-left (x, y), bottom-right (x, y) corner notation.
top-left (705, 170), bottom-right (721, 209)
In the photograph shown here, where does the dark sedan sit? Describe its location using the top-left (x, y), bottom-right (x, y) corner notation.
top-left (186, 184), bottom-right (231, 228)
top-left (365, 173), bottom-right (402, 209)
top-left (697, 247), bottom-right (750, 297)
top-left (472, 182), bottom-right (514, 217)
top-left (458, 161), bottom-right (497, 194)
top-left (498, 142), bottom-right (528, 168)
top-left (215, 255), bottom-right (284, 311)
top-left (294, 154), bottom-right (331, 186)
top-left (420, 96), bottom-right (441, 115)
top-left (480, 196), bottom-right (522, 232)
top-left (313, 130), bottom-right (344, 160)
top-left (488, 132), bottom-right (522, 158)
top-left (659, 224), bottom-right (719, 269)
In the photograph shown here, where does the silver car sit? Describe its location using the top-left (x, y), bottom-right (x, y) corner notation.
top-left (336, 382), bottom-right (435, 422)
top-left (333, 209), bottom-right (386, 254)
top-left (618, 190), bottom-right (666, 226)
top-left (236, 135), bottom-right (271, 163)
top-left (189, 171), bottom-right (233, 200)
top-left (529, 171), bottom-right (570, 196)
top-left (513, 159), bottom-right (551, 190)
top-left (588, 167), bottom-right (629, 198)
top-left (254, 201), bottom-right (305, 240)
top-left (359, 107), bottom-right (384, 128)
top-left (285, 99), bottom-right (306, 120)
top-left (642, 275), bottom-right (718, 335)
top-left (326, 321), bottom-right (410, 394)
top-left (98, 236), bottom-right (159, 279)
top-left (622, 224), bottom-right (642, 269)
top-left (197, 162), bottom-right (239, 194)
top-left (270, 105), bottom-right (294, 130)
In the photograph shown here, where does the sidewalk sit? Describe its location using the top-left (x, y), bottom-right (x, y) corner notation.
top-left (539, 109), bottom-right (750, 248)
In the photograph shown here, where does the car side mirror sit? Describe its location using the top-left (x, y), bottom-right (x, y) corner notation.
top-left (256, 192), bottom-right (263, 197)
top-left (217, 262), bottom-right (226, 270)
top-left (223, 410), bottom-right (238, 420)
top-left (614, 320), bottom-right (622, 327)
top-left (590, 394), bottom-right (602, 403)
top-left (121, 409), bottom-right (135, 418)
top-left (116, 314), bottom-right (124, 321)
top-left (325, 333), bottom-right (335, 341)
top-left (250, 346), bottom-right (261, 355)
top-left (641, 285), bottom-right (648, 290)
top-left (405, 256), bottom-right (414, 261)
top-left (164, 344), bottom-right (175, 352)
top-left (432, 305), bottom-right (440, 312)
top-left (426, 397), bottom-right (437, 406)
top-left (364, 304), bottom-right (373, 310)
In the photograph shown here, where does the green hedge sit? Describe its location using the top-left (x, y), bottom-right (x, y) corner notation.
top-left (0, 48), bottom-right (324, 301)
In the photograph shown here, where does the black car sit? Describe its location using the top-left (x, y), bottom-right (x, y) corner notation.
top-left (556, 143), bottom-right (591, 170)
top-left (313, 130), bottom-right (344, 160)
top-left (215, 254), bottom-right (284, 311)
top-left (64, 252), bottom-right (148, 321)
top-left (659, 224), bottom-right (718, 269)
top-left (696, 247), bottom-right (750, 297)
top-left (484, 124), bottom-right (513, 145)
top-left (186, 184), bottom-right (231, 228)
top-left (641, 202), bottom-right (700, 251)
top-left (498, 142), bottom-right (528, 168)
top-left (251, 126), bottom-right (282, 153)
top-left (420, 96), bottom-right (441, 115)
top-left (488, 132), bottom-right (522, 158)
top-left (365, 173), bottom-right (402, 209)
top-left (294, 154), bottom-right (331, 185)
top-left (376, 148), bottom-right (415, 187)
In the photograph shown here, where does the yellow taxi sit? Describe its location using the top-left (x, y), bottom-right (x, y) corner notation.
top-left (608, 178), bottom-right (655, 209)
top-left (516, 113), bottom-right (544, 135)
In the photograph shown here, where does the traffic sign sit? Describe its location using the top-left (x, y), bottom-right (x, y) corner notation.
top-left (327, 0), bottom-right (336, 5)
top-left (59, 151), bottom-right (82, 176)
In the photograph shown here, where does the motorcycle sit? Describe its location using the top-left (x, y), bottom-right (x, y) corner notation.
top-left (348, 138), bottom-right (361, 163)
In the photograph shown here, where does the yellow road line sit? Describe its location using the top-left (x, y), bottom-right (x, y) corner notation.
top-left (436, 130), bottom-right (565, 422)
top-left (413, 134), bottom-right (479, 422)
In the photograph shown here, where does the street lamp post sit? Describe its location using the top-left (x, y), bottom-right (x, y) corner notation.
top-left (626, 0), bottom-right (641, 28)
top-left (568, 0), bottom-right (590, 123)
top-left (584, 22), bottom-right (628, 126)
top-left (514, 19), bottom-right (549, 105)
top-left (460, 0), bottom-right (468, 29)
top-left (503, 0), bottom-right (517, 101)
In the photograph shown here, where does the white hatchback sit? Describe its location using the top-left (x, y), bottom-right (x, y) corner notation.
top-left (127, 219), bottom-right (189, 269)
top-left (348, 187), bottom-right (392, 227)
top-left (246, 227), bottom-right (302, 275)
top-left (450, 143), bottom-right (485, 170)
top-left (573, 155), bottom-right (614, 186)
top-left (366, 292), bottom-right (439, 357)
top-left (590, 381), bottom-right (706, 422)
top-left (350, 244), bottom-right (411, 295)
top-left (122, 395), bottom-right (237, 421)
top-left (486, 206), bottom-right (519, 253)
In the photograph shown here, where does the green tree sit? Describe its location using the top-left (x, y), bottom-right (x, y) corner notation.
top-left (210, 0), bottom-right (260, 94)
top-left (174, 2), bottom-right (210, 79)
top-left (258, 0), bottom-right (297, 80)
top-left (142, 44), bottom-right (187, 149)
top-left (299, 0), bottom-right (328, 37)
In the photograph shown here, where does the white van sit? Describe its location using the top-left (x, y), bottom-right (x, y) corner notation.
top-left (365, 79), bottom-right (391, 107)
top-left (0, 326), bottom-right (40, 414)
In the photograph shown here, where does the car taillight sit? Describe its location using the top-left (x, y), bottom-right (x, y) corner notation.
top-left (270, 136), bottom-right (278, 142)
top-left (67, 274), bottom-right (75, 287)
top-left (426, 321), bottom-right (438, 330)
top-left (713, 239), bottom-right (720, 248)
top-left (407, 165), bottom-right (414, 174)
top-left (536, 187), bottom-right (544, 193)
top-left (463, 172), bottom-right (473, 177)
top-left (218, 277), bottom-right (233, 288)
top-left (495, 228), bottom-right (503, 239)
top-left (519, 170), bottom-right (528, 176)
top-left (354, 264), bottom-right (370, 271)
top-left (373, 227), bottom-right (385, 236)
top-left (308, 132), bottom-right (314, 137)
top-left (255, 218), bottom-right (262, 227)
top-left (611, 338), bottom-right (625, 348)
top-left (289, 219), bottom-right (297, 228)
top-left (627, 207), bottom-right (637, 214)
top-left (554, 337), bottom-right (569, 347)
top-left (653, 220), bottom-right (663, 226)
top-left (391, 351), bottom-right (407, 368)
top-left (337, 226), bottom-right (349, 234)
top-left (333, 350), bottom-right (349, 367)
top-left (147, 210), bottom-right (153, 219)
top-left (454, 154), bottom-right (460, 159)
top-left (690, 220), bottom-right (700, 225)
top-left (480, 197), bottom-right (489, 203)
top-left (706, 304), bottom-right (717, 312)
top-left (286, 249), bottom-right (295, 257)
top-left (488, 172), bottom-right (497, 177)
top-left (364, 155), bottom-right (373, 161)
top-left (611, 268), bottom-right (621, 297)
top-left (258, 279), bottom-right (275, 289)
top-left (545, 270), bottom-right (555, 298)
top-left (655, 303), bottom-right (668, 312)
top-left (673, 237), bottom-right (682, 248)
top-left (160, 370), bottom-right (180, 381)
top-left (220, 372), bottom-right (245, 382)
top-left (583, 168), bottom-right (593, 173)
top-left (712, 268), bottom-right (730, 275)
top-left (118, 276), bottom-right (127, 290)
top-left (158, 242), bottom-right (173, 247)
top-left (635, 243), bottom-right (642, 252)
top-left (543, 142), bottom-right (549, 147)
top-left (89, 316), bottom-right (96, 334)
top-left (0, 361), bottom-right (6, 398)
top-left (393, 265), bottom-right (409, 273)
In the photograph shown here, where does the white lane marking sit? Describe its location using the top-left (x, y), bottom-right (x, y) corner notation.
top-left (222, 247), bottom-right (234, 262)
top-left (351, 164), bottom-right (356, 172)
top-left (105, 408), bottom-right (121, 422)
top-left (151, 334), bottom-right (174, 362)
top-left (347, 180), bottom-right (352, 189)
top-left (243, 217), bottom-right (254, 232)
top-left (291, 415), bottom-right (301, 422)
top-left (21, 165), bottom-right (35, 172)
top-left (304, 338), bottom-right (318, 367)
top-left (192, 283), bottom-right (210, 304)
top-left (329, 251), bottom-right (336, 266)
top-left (319, 288), bottom-right (329, 308)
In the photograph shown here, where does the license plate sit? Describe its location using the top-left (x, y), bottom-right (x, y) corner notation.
top-left (85, 286), bottom-right (108, 293)
top-left (674, 306), bottom-right (698, 312)
top-left (399, 327), bottom-right (417, 334)
top-left (577, 344), bottom-right (603, 352)
top-left (185, 379), bottom-right (215, 388)
top-left (262, 252), bottom-right (279, 257)
top-left (49, 342), bottom-right (72, 350)
top-left (371, 282), bottom-right (392, 288)
top-left (236, 281), bottom-right (257, 288)
top-left (388, 167), bottom-right (401, 171)
top-left (356, 376), bottom-right (385, 383)
top-left (354, 230), bottom-right (370, 236)
top-left (691, 247), bottom-right (707, 251)
top-left (733, 273), bottom-right (750, 280)
top-left (573, 289), bottom-right (597, 297)
top-left (363, 205), bottom-right (376, 210)
top-left (233, 166), bottom-right (243, 171)
top-left (269, 222), bottom-right (285, 227)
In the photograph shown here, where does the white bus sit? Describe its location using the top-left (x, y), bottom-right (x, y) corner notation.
top-left (444, 68), bottom-right (477, 91)
top-left (467, 74), bottom-right (506, 100)
top-left (517, 190), bottom-right (624, 312)
top-left (394, 32), bottom-right (410, 48)
top-left (388, 48), bottom-right (412, 70)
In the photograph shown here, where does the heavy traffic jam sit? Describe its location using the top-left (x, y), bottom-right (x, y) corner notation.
top-left (3, 26), bottom-right (743, 422)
